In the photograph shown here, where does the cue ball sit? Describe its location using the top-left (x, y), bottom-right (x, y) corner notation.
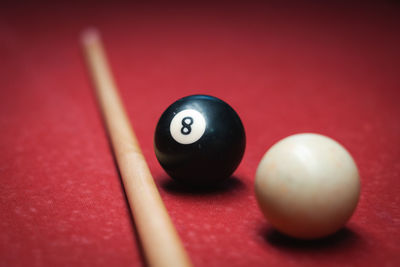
top-left (154, 95), bottom-right (246, 186)
top-left (255, 133), bottom-right (360, 239)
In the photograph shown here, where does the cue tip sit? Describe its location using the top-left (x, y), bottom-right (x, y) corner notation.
top-left (81, 27), bottom-right (101, 46)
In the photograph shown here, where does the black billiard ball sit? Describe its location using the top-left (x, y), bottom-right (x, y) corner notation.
top-left (154, 95), bottom-right (246, 186)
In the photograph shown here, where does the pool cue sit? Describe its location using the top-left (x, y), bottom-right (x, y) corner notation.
top-left (81, 29), bottom-right (192, 267)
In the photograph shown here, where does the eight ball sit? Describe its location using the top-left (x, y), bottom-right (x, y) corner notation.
top-left (154, 95), bottom-right (246, 186)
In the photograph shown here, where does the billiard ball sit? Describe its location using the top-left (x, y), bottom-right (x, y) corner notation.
top-left (254, 133), bottom-right (360, 239)
top-left (154, 95), bottom-right (246, 186)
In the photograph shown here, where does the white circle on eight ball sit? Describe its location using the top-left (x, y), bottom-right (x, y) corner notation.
top-left (170, 109), bottom-right (206, 145)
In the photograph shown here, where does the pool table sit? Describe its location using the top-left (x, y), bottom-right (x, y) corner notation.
top-left (1, 1), bottom-right (399, 266)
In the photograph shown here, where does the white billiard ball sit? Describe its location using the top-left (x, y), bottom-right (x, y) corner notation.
top-left (255, 133), bottom-right (360, 239)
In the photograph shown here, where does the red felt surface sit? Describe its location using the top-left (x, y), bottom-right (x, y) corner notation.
top-left (1, 1), bottom-right (400, 266)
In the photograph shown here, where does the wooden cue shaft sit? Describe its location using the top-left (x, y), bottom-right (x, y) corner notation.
top-left (81, 29), bottom-right (192, 267)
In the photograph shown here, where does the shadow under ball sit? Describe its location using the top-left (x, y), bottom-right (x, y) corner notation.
top-left (154, 95), bottom-right (246, 186)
